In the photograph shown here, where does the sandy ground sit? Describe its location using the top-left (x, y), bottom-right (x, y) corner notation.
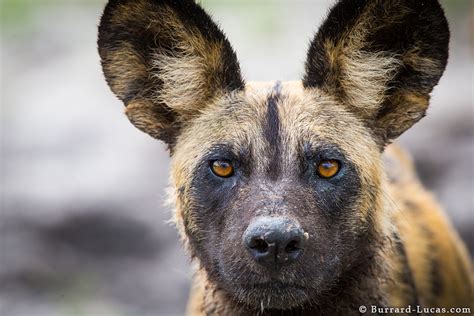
top-left (1, 1), bottom-right (472, 315)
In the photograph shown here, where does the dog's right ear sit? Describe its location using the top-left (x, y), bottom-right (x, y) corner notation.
top-left (302, 0), bottom-right (449, 148)
top-left (98, 0), bottom-right (244, 148)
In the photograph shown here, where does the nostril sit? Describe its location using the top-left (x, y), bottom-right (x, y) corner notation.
top-left (285, 239), bottom-right (301, 253)
top-left (243, 217), bottom-right (305, 266)
top-left (250, 237), bottom-right (269, 253)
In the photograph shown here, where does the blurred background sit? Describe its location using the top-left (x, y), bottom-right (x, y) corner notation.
top-left (0, 0), bottom-right (472, 315)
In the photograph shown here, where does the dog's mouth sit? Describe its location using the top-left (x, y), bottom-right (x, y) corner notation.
top-left (233, 281), bottom-right (311, 309)
top-left (240, 281), bottom-right (306, 291)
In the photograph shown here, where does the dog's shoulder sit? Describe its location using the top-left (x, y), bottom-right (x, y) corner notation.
top-left (384, 144), bottom-right (473, 309)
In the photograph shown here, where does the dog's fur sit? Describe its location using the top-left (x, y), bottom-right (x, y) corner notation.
top-left (98, 0), bottom-right (473, 314)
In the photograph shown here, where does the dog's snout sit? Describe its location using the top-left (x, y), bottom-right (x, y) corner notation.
top-left (243, 217), bottom-right (305, 268)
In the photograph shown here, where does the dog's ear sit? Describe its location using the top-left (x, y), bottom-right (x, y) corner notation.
top-left (303, 0), bottom-right (449, 147)
top-left (98, 0), bottom-right (244, 148)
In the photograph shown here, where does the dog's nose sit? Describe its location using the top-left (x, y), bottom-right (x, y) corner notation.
top-left (243, 217), bottom-right (305, 268)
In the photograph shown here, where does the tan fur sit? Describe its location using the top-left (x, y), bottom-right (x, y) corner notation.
top-left (320, 1), bottom-right (410, 113)
top-left (374, 92), bottom-right (430, 141)
top-left (340, 50), bottom-right (401, 115)
top-left (403, 47), bottom-right (444, 77)
top-left (125, 99), bottom-right (169, 140)
top-left (102, 41), bottom-right (149, 101)
top-left (149, 6), bottom-right (227, 117)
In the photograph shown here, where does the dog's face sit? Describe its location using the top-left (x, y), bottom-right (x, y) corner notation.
top-left (98, 0), bottom-right (448, 310)
top-left (171, 81), bottom-right (382, 307)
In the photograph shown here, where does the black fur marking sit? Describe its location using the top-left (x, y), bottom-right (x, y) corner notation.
top-left (421, 226), bottom-right (444, 300)
top-left (430, 257), bottom-right (443, 298)
top-left (393, 232), bottom-right (420, 305)
top-left (404, 200), bottom-right (419, 213)
top-left (264, 81), bottom-right (282, 180)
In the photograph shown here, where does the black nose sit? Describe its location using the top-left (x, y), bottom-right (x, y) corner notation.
top-left (243, 217), bottom-right (305, 268)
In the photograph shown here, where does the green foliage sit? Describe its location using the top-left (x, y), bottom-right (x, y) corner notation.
top-left (0, 0), bottom-right (101, 28)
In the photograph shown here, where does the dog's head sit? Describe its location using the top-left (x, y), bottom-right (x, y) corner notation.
top-left (98, 0), bottom-right (449, 309)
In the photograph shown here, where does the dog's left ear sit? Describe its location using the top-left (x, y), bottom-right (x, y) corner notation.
top-left (303, 0), bottom-right (449, 147)
top-left (98, 0), bottom-right (244, 149)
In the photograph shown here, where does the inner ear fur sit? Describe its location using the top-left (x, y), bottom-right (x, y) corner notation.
top-left (98, 0), bottom-right (244, 147)
top-left (303, 0), bottom-right (449, 147)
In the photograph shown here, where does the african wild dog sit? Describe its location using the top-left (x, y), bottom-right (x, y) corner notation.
top-left (98, 0), bottom-right (473, 314)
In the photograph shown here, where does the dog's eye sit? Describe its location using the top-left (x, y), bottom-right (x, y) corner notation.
top-left (316, 160), bottom-right (340, 178)
top-left (210, 160), bottom-right (234, 178)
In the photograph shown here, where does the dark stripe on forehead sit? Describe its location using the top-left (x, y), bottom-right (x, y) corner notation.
top-left (264, 81), bottom-right (282, 180)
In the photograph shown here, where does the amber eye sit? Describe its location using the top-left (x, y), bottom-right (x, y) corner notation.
top-left (211, 160), bottom-right (234, 178)
top-left (316, 160), bottom-right (340, 178)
